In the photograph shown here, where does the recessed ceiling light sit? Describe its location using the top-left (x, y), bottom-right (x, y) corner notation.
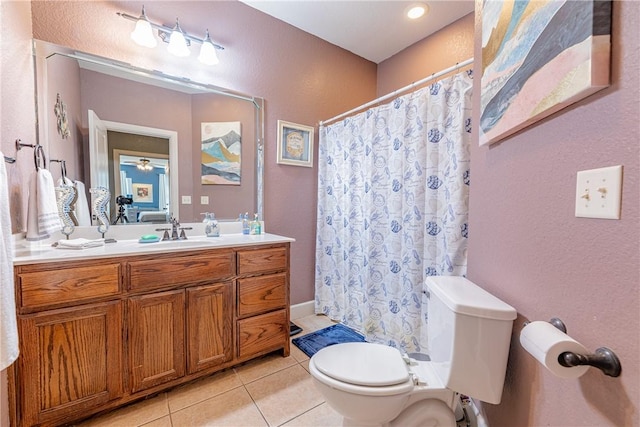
top-left (407, 3), bottom-right (428, 20)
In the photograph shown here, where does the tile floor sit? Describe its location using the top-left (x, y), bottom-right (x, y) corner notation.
top-left (77, 314), bottom-right (344, 427)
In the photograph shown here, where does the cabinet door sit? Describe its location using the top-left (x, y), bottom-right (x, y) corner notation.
top-left (186, 282), bottom-right (233, 374)
top-left (18, 301), bottom-right (123, 426)
top-left (128, 290), bottom-right (185, 393)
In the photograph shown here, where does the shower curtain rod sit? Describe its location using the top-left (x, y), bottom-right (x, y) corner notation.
top-left (320, 57), bottom-right (473, 126)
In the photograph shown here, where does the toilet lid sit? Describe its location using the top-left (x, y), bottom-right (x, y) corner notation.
top-left (312, 342), bottom-right (410, 386)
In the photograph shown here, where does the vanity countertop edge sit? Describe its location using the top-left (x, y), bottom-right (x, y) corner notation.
top-left (13, 233), bottom-right (295, 265)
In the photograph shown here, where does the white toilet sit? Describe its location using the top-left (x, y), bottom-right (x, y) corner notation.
top-left (309, 276), bottom-right (517, 426)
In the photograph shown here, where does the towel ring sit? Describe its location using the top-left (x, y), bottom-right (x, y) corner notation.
top-left (51, 159), bottom-right (67, 181)
top-left (34, 144), bottom-right (46, 170)
top-left (15, 139), bottom-right (47, 170)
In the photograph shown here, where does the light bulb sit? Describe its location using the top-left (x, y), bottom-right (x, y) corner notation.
top-left (168, 19), bottom-right (190, 57)
top-left (130, 6), bottom-right (157, 48)
top-left (406, 4), bottom-right (428, 20)
top-left (198, 30), bottom-right (219, 65)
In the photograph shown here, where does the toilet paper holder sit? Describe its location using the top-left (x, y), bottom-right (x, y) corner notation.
top-left (526, 318), bottom-right (622, 378)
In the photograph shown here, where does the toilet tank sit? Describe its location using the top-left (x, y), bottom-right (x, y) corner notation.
top-left (425, 276), bottom-right (516, 404)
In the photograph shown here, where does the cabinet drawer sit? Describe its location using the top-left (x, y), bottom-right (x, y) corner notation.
top-left (18, 263), bottom-right (121, 310)
top-left (237, 246), bottom-right (287, 275)
top-left (129, 250), bottom-right (234, 291)
top-left (238, 273), bottom-right (287, 318)
top-left (237, 309), bottom-right (288, 358)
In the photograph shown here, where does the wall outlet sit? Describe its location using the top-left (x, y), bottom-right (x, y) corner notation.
top-left (181, 195), bottom-right (192, 205)
top-left (200, 196), bottom-right (209, 205)
top-left (575, 165), bottom-right (622, 219)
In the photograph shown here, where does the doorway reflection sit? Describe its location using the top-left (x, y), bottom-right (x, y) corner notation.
top-left (109, 131), bottom-right (170, 224)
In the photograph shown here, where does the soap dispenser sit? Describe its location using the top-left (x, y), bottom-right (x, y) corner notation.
top-left (204, 213), bottom-right (220, 237)
top-left (242, 212), bottom-right (250, 235)
top-left (250, 213), bottom-right (261, 235)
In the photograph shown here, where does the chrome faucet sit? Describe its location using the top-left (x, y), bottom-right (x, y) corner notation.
top-left (156, 217), bottom-right (191, 241)
top-left (170, 217), bottom-right (180, 240)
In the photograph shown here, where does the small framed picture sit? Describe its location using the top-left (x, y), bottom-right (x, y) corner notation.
top-left (276, 120), bottom-right (314, 167)
top-left (132, 183), bottom-right (153, 203)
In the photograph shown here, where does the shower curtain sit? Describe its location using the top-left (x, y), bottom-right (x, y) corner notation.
top-left (315, 70), bottom-right (473, 353)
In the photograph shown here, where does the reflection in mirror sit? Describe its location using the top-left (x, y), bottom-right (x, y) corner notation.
top-left (34, 39), bottom-right (264, 226)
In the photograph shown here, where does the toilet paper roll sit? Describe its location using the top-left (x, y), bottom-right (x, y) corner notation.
top-left (520, 321), bottom-right (589, 379)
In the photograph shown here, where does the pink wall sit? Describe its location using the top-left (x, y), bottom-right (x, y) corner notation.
top-left (43, 52), bottom-right (84, 186)
top-left (377, 13), bottom-right (474, 95)
top-left (191, 93), bottom-right (257, 220)
top-left (467, 1), bottom-right (639, 426)
top-left (0, 2), bottom-right (35, 424)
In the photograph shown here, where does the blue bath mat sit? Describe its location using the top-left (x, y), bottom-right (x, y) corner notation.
top-left (292, 323), bottom-right (366, 358)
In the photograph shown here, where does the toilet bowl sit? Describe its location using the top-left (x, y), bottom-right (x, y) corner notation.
top-left (309, 276), bottom-right (517, 427)
top-left (309, 342), bottom-right (457, 426)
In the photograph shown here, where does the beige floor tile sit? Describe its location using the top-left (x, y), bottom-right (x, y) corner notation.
top-left (246, 364), bottom-right (325, 427)
top-left (140, 416), bottom-right (172, 427)
top-left (300, 359), bottom-right (311, 374)
top-left (281, 403), bottom-right (344, 427)
top-left (234, 353), bottom-right (298, 384)
top-left (292, 315), bottom-right (336, 334)
top-left (167, 369), bottom-right (243, 413)
top-left (76, 393), bottom-right (169, 427)
top-left (171, 387), bottom-right (268, 427)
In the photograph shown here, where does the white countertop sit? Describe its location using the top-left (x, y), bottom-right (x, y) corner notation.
top-left (13, 231), bottom-right (295, 265)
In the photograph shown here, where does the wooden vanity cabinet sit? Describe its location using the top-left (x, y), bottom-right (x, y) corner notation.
top-left (12, 260), bottom-right (124, 427)
top-left (10, 242), bottom-right (290, 427)
top-left (128, 290), bottom-right (186, 393)
top-left (186, 282), bottom-right (234, 374)
top-left (16, 301), bottom-right (124, 427)
top-left (236, 246), bottom-right (290, 360)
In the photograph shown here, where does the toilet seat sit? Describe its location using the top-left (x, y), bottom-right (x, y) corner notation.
top-left (310, 342), bottom-right (415, 397)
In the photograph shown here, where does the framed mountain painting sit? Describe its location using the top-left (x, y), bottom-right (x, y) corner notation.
top-left (201, 121), bottom-right (241, 185)
top-left (480, 0), bottom-right (612, 145)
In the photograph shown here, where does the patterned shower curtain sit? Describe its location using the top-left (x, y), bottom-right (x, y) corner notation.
top-left (315, 70), bottom-right (473, 353)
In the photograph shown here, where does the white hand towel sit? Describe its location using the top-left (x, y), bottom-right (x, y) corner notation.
top-left (0, 150), bottom-right (19, 370)
top-left (73, 181), bottom-right (91, 226)
top-left (26, 169), bottom-right (62, 241)
top-left (56, 238), bottom-right (105, 249)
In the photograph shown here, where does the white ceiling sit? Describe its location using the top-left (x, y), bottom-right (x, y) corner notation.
top-left (240, 1), bottom-right (475, 64)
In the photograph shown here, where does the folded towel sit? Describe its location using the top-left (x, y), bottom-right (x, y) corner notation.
top-left (26, 169), bottom-right (62, 241)
top-left (56, 238), bottom-right (105, 249)
top-left (0, 150), bottom-right (19, 370)
top-left (74, 181), bottom-right (91, 226)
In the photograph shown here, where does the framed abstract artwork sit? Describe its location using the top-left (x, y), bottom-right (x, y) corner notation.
top-left (480, 0), bottom-right (612, 145)
top-left (132, 183), bottom-right (153, 203)
top-left (201, 121), bottom-right (242, 185)
top-left (276, 120), bottom-right (314, 167)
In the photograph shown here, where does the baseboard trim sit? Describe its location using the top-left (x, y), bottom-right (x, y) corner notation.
top-left (290, 300), bottom-right (314, 320)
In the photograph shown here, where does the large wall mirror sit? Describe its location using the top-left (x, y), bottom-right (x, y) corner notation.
top-left (34, 39), bottom-right (264, 226)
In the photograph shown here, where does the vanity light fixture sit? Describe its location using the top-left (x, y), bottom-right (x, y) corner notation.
top-left (167, 19), bottom-right (191, 57)
top-left (129, 6), bottom-right (157, 48)
top-left (118, 6), bottom-right (225, 64)
top-left (198, 29), bottom-right (220, 65)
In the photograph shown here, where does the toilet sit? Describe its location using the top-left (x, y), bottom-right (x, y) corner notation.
top-left (309, 276), bottom-right (517, 426)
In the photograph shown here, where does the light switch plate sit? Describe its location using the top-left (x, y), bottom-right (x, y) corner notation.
top-left (181, 195), bottom-right (192, 205)
top-left (575, 165), bottom-right (622, 219)
top-left (200, 196), bottom-right (209, 205)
